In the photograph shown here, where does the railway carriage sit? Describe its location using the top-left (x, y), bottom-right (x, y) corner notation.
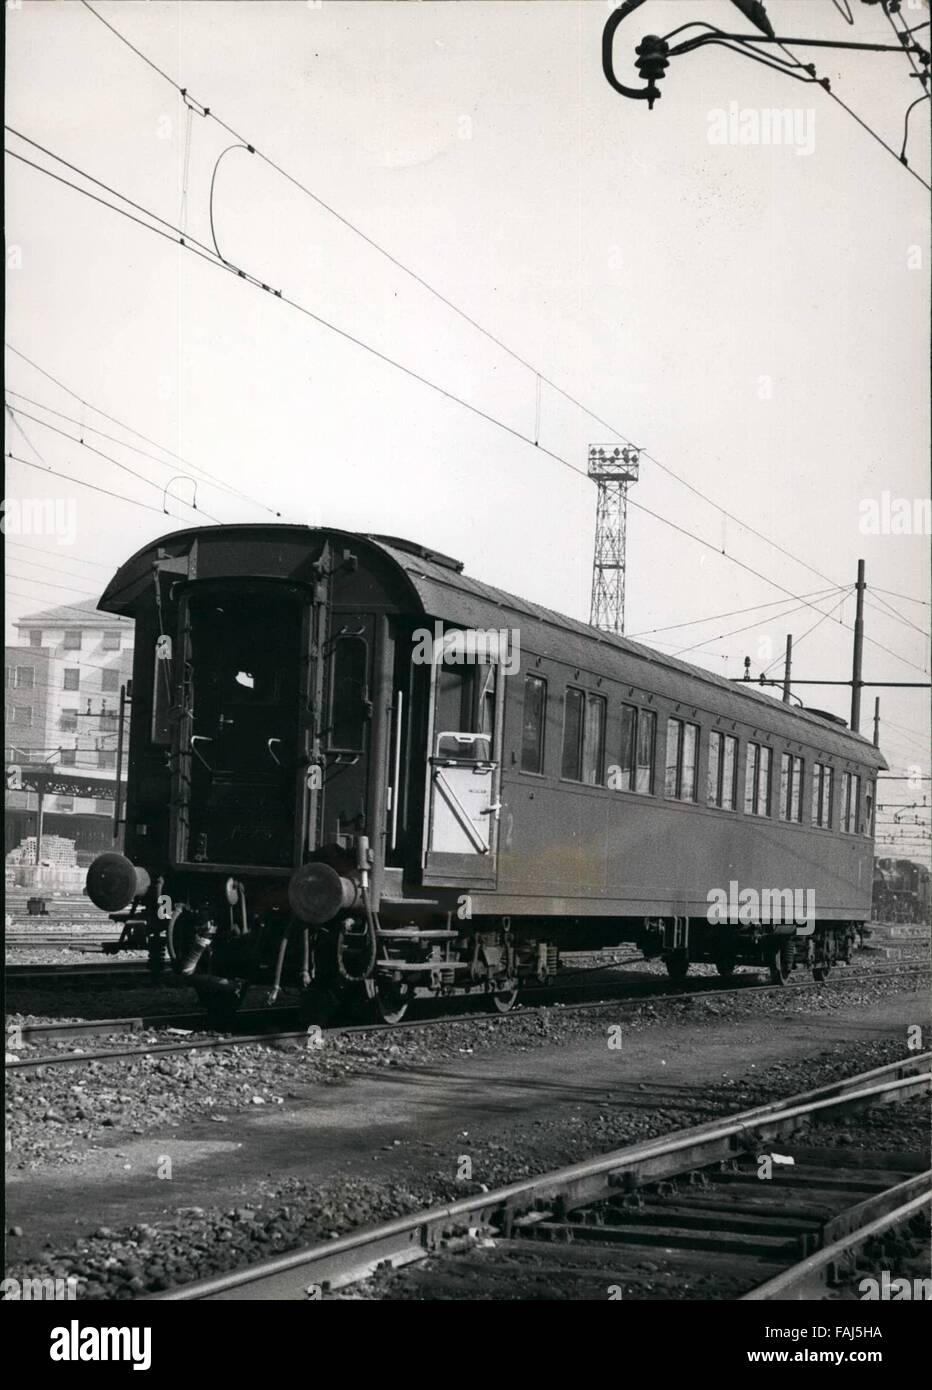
top-left (86, 525), bottom-right (886, 1023)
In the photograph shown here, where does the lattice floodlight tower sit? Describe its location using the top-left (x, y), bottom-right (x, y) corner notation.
top-left (588, 444), bottom-right (640, 635)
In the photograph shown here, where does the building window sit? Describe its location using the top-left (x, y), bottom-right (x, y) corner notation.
top-left (64, 630), bottom-right (83, 650)
top-left (812, 763), bottom-right (833, 828)
top-left (842, 772), bottom-right (861, 833)
top-left (29, 630), bottom-right (43, 647)
top-left (60, 709), bottom-right (78, 732)
top-left (561, 689), bottom-right (605, 785)
top-left (63, 669), bottom-right (80, 691)
top-left (100, 712), bottom-right (118, 733)
top-left (101, 668), bottom-right (120, 693)
top-left (98, 749), bottom-right (117, 770)
top-left (665, 718), bottom-right (699, 802)
top-left (11, 706), bottom-right (32, 727)
top-left (15, 666), bottom-right (34, 689)
top-left (60, 747), bottom-right (77, 767)
top-left (95, 798), bottom-right (114, 814)
top-left (521, 674), bottom-right (547, 774)
top-left (744, 742), bottom-right (772, 817)
top-left (617, 704), bottom-right (656, 794)
top-left (779, 753), bottom-right (805, 822)
top-left (707, 731), bottom-right (738, 809)
top-left (103, 631), bottom-right (122, 651)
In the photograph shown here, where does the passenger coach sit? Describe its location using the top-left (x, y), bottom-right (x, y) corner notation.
top-left (86, 526), bottom-right (886, 1023)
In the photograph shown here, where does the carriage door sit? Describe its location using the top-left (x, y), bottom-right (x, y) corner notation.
top-left (176, 586), bottom-right (304, 868)
top-left (422, 634), bottom-right (504, 887)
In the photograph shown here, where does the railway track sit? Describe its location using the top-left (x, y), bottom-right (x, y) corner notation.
top-left (7, 961), bottom-right (930, 1073)
top-left (151, 1053), bottom-right (931, 1301)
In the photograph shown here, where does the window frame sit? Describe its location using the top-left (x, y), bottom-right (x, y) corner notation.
top-left (744, 741), bottom-right (772, 817)
top-left (63, 629), bottom-right (83, 651)
top-left (520, 673), bottom-right (548, 776)
top-left (665, 716), bottom-right (699, 803)
top-left (707, 730), bottom-right (738, 810)
top-left (560, 686), bottom-right (606, 786)
top-left (779, 752), bottom-right (805, 823)
top-left (63, 669), bottom-right (80, 692)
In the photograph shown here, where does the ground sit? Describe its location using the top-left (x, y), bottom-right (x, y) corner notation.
top-left (5, 974), bottom-right (928, 1297)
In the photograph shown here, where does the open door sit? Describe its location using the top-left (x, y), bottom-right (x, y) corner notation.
top-left (173, 585), bottom-right (306, 869)
top-left (422, 636), bottom-right (504, 887)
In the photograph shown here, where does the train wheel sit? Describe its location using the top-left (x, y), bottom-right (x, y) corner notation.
top-left (664, 950), bottom-right (690, 984)
top-left (374, 978), bottom-right (410, 1025)
top-left (769, 944), bottom-right (794, 986)
top-left (490, 986), bottom-right (519, 1014)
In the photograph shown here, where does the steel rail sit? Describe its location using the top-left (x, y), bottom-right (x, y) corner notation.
top-left (743, 1185), bottom-right (932, 1300)
top-left (153, 1055), bottom-right (931, 1301)
top-left (8, 963), bottom-right (930, 1073)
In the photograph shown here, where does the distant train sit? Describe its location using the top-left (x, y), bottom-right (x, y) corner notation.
top-left (85, 525), bottom-right (886, 1024)
top-left (873, 858), bottom-right (932, 925)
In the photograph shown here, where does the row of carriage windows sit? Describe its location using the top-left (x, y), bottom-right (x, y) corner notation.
top-left (520, 674), bottom-right (872, 835)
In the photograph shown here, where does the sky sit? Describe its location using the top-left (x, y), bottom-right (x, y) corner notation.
top-left (4, 0), bottom-right (930, 857)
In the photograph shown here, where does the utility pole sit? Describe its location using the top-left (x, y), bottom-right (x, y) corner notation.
top-left (782, 633), bottom-right (793, 703)
top-left (850, 558), bottom-right (865, 733)
top-left (873, 696), bottom-right (880, 750)
top-left (588, 444), bottom-right (640, 634)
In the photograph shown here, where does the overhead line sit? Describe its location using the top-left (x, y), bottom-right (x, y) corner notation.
top-left (6, 403), bottom-right (222, 523)
top-left (7, 139), bottom-right (927, 676)
top-left (74, 0), bottom-right (926, 630)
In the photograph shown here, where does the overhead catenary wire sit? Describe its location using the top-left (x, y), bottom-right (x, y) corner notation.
top-left (5, 402), bottom-right (222, 523)
top-left (7, 140), bottom-right (928, 678)
top-left (72, 0), bottom-right (928, 631)
top-left (759, 589), bottom-right (854, 675)
top-left (5, 343), bottom-right (282, 518)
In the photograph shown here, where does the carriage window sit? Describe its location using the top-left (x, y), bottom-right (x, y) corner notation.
top-left (812, 763), bottom-right (834, 828)
top-left (618, 705), bottom-right (656, 793)
top-left (636, 709), bottom-right (656, 793)
top-left (561, 688), bottom-right (585, 780)
top-left (779, 754), bottom-right (804, 822)
top-left (842, 772), bottom-right (861, 833)
top-left (561, 687), bottom-right (605, 784)
top-left (665, 718), bottom-right (698, 802)
top-left (521, 674), bottom-right (547, 774)
top-left (708, 731), bottom-right (737, 809)
top-left (744, 742), bottom-right (772, 817)
top-left (479, 663), bottom-right (496, 739)
top-left (864, 779), bottom-right (874, 836)
top-left (583, 695), bottom-right (606, 786)
top-left (330, 636), bottom-right (369, 751)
